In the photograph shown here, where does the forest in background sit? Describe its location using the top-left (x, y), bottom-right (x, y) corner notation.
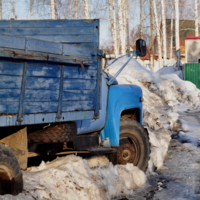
top-left (0, 0), bottom-right (199, 69)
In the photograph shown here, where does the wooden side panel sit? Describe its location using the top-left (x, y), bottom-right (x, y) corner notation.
top-left (0, 20), bottom-right (99, 49)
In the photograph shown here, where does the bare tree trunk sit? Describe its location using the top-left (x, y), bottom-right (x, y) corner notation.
top-left (11, 0), bottom-right (17, 19)
top-left (51, 0), bottom-right (56, 19)
top-left (140, 0), bottom-right (143, 39)
top-left (149, 0), bottom-right (154, 71)
top-left (195, 0), bottom-right (199, 36)
top-left (123, 0), bottom-right (129, 53)
top-left (30, 0), bottom-right (33, 19)
top-left (161, 0), bottom-right (167, 66)
top-left (0, 0), bottom-right (2, 20)
top-left (170, 1), bottom-right (174, 59)
top-left (84, 0), bottom-right (89, 19)
top-left (118, 0), bottom-right (125, 54)
top-left (175, 0), bottom-right (180, 67)
top-left (75, 0), bottom-right (79, 19)
top-left (153, 0), bottom-right (162, 68)
top-left (108, 0), bottom-right (118, 57)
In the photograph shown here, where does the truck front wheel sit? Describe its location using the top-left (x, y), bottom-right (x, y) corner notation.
top-left (118, 118), bottom-right (150, 171)
top-left (0, 143), bottom-right (23, 195)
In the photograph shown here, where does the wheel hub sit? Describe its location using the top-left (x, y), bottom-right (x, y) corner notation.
top-left (118, 143), bottom-right (136, 164)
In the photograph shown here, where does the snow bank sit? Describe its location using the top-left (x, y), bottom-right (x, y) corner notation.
top-left (1, 57), bottom-right (200, 200)
top-left (0, 155), bottom-right (146, 200)
top-left (108, 57), bottom-right (200, 172)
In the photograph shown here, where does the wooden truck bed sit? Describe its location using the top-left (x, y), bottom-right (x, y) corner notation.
top-left (0, 20), bottom-right (102, 127)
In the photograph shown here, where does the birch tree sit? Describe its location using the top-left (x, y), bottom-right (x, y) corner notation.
top-left (195, 0), bottom-right (199, 36)
top-left (84, 0), bottom-right (89, 19)
top-left (123, 0), bottom-right (129, 53)
top-left (118, 0), bottom-right (126, 54)
top-left (140, 0), bottom-right (143, 38)
top-left (0, 0), bottom-right (2, 20)
top-left (108, 0), bottom-right (118, 57)
top-left (170, 5), bottom-right (174, 59)
top-left (10, 0), bottom-right (17, 19)
top-left (175, 0), bottom-right (180, 67)
top-left (161, 0), bottom-right (167, 66)
top-left (75, 0), bottom-right (79, 19)
top-left (153, 0), bottom-right (162, 68)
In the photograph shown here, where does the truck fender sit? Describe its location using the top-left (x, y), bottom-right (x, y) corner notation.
top-left (100, 84), bottom-right (143, 146)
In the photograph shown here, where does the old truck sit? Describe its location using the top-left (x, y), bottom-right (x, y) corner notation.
top-left (0, 19), bottom-right (150, 195)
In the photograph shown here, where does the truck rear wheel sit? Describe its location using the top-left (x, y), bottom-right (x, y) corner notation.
top-left (118, 118), bottom-right (150, 171)
top-left (0, 144), bottom-right (23, 195)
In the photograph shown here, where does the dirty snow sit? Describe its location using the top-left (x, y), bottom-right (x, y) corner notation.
top-left (1, 57), bottom-right (200, 200)
top-left (107, 57), bottom-right (200, 173)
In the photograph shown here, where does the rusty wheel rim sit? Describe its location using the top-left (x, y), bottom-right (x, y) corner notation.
top-left (118, 136), bottom-right (141, 165)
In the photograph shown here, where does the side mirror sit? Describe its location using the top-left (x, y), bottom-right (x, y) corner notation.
top-left (136, 39), bottom-right (146, 57)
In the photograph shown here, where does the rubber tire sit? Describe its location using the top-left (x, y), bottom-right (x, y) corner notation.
top-left (0, 143), bottom-right (23, 195)
top-left (118, 118), bottom-right (150, 172)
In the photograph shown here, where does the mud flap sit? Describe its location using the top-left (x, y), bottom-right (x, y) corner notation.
top-left (0, 128), bottom-right (28, 170)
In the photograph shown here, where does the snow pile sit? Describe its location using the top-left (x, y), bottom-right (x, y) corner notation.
top-left (108, 57), bottom-right (200, 172)
top-left (0, 155), bottom-right (146, 200)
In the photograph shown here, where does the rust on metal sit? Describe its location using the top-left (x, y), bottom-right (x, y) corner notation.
top-left (80, 62), bottom-right (85, 71)
top-left (117, 143), bottom-right (136, 165)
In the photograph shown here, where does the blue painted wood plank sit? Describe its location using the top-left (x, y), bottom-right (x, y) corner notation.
top-left (0, 111), bottom-right (94, 127)
top-left (24, 101), bottom-right (58, 113)
top-left (9, 20), bottom-right (98, 28)
top-left (0, 75), bottom-right (22, 89)
top-left (23, 35), bottom-right (94, 44)
top-left (26, 77), bottom-right (60, 90)
top-left (63, 67), bottom-right (97, 79)
top-left (63, 79), bottom-right (96, 90)
top-left (63, 44), bottom-right (97, 58)
top-left (62, 101), bottom-right (94, 112)
top-left (0, 62), bottom-right (23, 76)
top-left (63, 62), bottom-right (97, 70)
top-left (27, 38), bottom-right (62, 55)
top-left (0, 34), bottom-right (25, 49)
top-left (0, 102), bottom-right (19, 113)
top-left (62, 90), bottom-right (94, 101)
top-left (25, 89), bottom-right (59, 101)
top-left (26, 64), bottom-right (60, 77)
top-left (7, 27), bottom-right (94, 35)
top-left (0, 89), bottom-right (20, 102)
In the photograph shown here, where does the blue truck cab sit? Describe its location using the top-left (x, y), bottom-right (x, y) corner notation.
top-left (0, 19), bottom-right (150, 195)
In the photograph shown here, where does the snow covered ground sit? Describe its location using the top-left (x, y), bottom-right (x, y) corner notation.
top-left (1, 58), bottom-right (200, 200)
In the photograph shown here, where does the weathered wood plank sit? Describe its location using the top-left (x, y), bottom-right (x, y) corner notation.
top-left (0, 89), bottom-right (20, 102)
top-left (0, 75), bottom-right (22, 89)
top-left (26, 77), bottom-right (60, 90)
top-left (23, 35), bottom-right (94, 44)
top-left (25, 90), bottom-right (59, 101)
top-left (63, 67), bottom-right (97, 79)
top-left (2, 27), bottom-right (94, 35)
top-left (0, 111), bottom-right (94, 127)
top-left (24, 101), bottom-right (58, 113)
top-left (26, 64), bottom-right (61, 78)
top-left (27, 38), bottom-right (62, 55)
top-left (0, 48), bottom-right (92, 65)
top-left (63, 44), bottom-right (97, 58)
top-left (62, 101), bottom-right (94, 112)
top-left (0, 102), bottom-right (19, 113)
top-left (63, 79), bottom-right (96, 90)
top-left (0, 34), bottom-right (25, 50)
top-left (62, 90), bottom-right (94, 101)
top-left (0, 62), bottom-right (23, 75)
top-left (7, 20), bottom-right (98, 28)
